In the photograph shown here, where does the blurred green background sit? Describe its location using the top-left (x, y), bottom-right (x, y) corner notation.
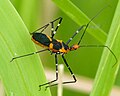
top-left (2, 0), bottom-right (119, 96)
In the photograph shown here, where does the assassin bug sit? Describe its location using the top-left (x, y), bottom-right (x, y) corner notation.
top-left (10, 7), bottom-right (117, 90)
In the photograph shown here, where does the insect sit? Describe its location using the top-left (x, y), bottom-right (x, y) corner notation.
top-left (10, 7), bottom-right (117, 90)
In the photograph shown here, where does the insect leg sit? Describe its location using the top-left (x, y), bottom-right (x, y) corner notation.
top-left (10, 49), bottom-right (48, 62)
top-left (31, 17), bottom-right (62, 36)
top-left (61, 54), bottom-right (77, 84)
top-left (39, 54), bottom-right (59, 90)
top-left (50, 17), bottom-right (62, 38)
top-left (31, 23), bottom-right (50, 34)
top-left (66, 7), bottom-right (107, 45)
top-left (66, 25), bottom-right (86, 45)
top-left (45, 54), bottom-right (77, 89)
top-left (66, 6), bottom-right (108, 45)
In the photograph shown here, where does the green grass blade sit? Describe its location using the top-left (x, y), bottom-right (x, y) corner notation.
top-left (52, 0), bottom-right (107, 44)
top-left (11, 0), bottom-right (41, 31)
top-left (0, 0), bottom-right (51, 95)
top-left (90, 1), bottom-right (120, 96)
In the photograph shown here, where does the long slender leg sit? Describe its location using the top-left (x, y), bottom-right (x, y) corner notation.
top-left (39, 54), bottom-right (59, 90)
top-left (31, 23), bottom-right (50, 34)
top-left (50, 17), bottom-right (62, 38)
top-left (80, 45), bottom-right (117, 66)
top-left (45, 54), bottom-right (77, 89)
top-left (66, 6), bottom-right (108, 45)
top-left (10, 49), bottom-right (48, 62)
top-left (61, 54), bottom-right (77, 84)
top-left (66, 25), bottom-right (86, 45)
top-left (31, 17), bottom-right (62, 35)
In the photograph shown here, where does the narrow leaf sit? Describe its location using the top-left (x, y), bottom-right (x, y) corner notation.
top-left (0, 0), bottom-right (51, 96)
top-left (90, 1), bottom-right (120, 95)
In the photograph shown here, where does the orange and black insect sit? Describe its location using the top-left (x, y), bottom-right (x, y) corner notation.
top-left (11, 7), bottom-right (117, 90)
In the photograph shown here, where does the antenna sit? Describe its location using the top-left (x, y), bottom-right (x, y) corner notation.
top-left (78, 5), bottom-right (108, 45)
